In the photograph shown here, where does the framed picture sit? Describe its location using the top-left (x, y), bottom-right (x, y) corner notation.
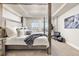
top-left (64, 14), bottom-right (79, 29)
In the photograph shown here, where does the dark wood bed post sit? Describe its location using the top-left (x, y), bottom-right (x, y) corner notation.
top-left (21, 17), bottom-right (23, 27)
top-left (47, 3), bottom-right (51, 55)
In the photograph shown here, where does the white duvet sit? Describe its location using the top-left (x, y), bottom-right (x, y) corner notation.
top-left (5, 35), bottom-right (49, 48)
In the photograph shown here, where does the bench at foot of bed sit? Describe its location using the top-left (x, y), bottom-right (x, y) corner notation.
top-left (5, 45), bottom-right (48, 50)
top-left (2, 45), bottom-right (49, 56)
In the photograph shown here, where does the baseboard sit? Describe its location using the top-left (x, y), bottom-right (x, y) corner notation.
top-left (66, 42), bottom-right (79, 50)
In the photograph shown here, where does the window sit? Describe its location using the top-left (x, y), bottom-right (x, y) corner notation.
top-left (31, 20), bottom-right (43, 32)
top-left (32, 20), bottom-right (39, 28)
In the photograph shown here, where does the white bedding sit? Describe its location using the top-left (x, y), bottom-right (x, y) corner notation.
top-left (5, 35), bottom-right (49, 48)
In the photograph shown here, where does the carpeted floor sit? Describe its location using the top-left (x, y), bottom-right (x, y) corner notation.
top-left (51, 39), bottom-right (79, 56)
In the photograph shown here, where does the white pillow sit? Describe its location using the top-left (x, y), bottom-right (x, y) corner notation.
top-left (6, 27), bottom-right (17, 37)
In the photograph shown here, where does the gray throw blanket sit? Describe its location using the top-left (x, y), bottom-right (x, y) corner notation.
top-left (24, 34), bottom-right (47, 46)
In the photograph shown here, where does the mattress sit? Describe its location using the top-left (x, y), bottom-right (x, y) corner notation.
top-left (5, 36), bottom-right (49, 48)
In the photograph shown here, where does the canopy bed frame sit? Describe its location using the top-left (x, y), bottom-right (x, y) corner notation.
top-left (1, 3), bottom-right (52, 56)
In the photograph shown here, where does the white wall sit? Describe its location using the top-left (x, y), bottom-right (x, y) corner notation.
top-left (3, 8), bottom-right (21, 22)
top-left (2, 8), bottom-right (21, 36)
top-left (58, 5), bottom-right (79, 50)
top-left (52, 17), bottom-right (58, 32)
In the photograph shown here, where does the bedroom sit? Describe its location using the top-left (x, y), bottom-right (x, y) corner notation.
top-left (0, 3), bottom-right (79, 56)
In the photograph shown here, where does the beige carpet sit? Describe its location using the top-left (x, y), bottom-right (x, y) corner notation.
top-left (51, 39), bottom-right (79, 56)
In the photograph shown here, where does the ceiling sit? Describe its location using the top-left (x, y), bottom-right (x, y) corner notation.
top-left (3, 3), bottom-right (48, 17)
top-left (3, 3), bottom-right (78, 18)
top-left (3, 3), bottom-right (63, 18)
top-left (53, 3), bottom-right (78, 18)
top-left (52, 3), bottom-right (63, 14)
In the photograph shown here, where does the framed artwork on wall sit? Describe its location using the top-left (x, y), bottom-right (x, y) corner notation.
top-left (64, 14), bottom-right (79, 29)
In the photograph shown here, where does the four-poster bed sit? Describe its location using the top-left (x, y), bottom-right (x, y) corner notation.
top-left (1, 3), bottom-right (52, 56)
